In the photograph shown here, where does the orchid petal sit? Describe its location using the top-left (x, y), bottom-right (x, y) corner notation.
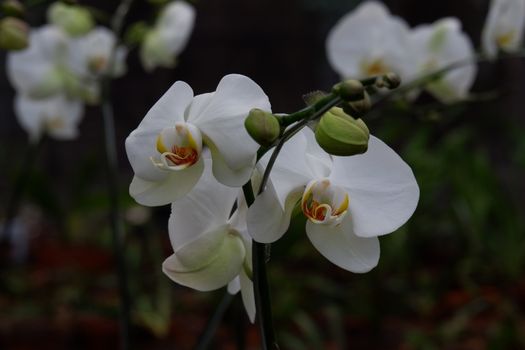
top-left (305, 218), bottom-right (380, 273)
top-left (330, 136), bottom-right (419, 238)
top-left (129, 156), bottom-right (204, 206)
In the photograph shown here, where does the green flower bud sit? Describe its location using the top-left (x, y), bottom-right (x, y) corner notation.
top-left (315, 107), bottom-right (369, 156)
top-left (0, 17), bottom-right (28, 51)
top-left (343, 90), bottom-right (371, 118)
top-left (48, 2), bottom-right (94, 37)
top-left (332, 79), bottom-right (365, 101)
top-left (1, 0), bottom-right (25, 17)
top-left (245, 108), bottom-right (280, 147)
top-left (383, 72), bottom-right (401, 89)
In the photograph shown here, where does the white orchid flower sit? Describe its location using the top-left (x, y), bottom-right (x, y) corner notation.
top-left (14, 94), bottom-right (83, 142)
top-left (125, 74), bottom-right (271, 206)
top-left (162, 159), bottom-right (255, 322)
top-left (68, 26), bottom-right (127, 78)
top-left (482, 0), bottom-right (525, 58)
top-left (326, 1), bottom-right (416, 81)
top-left (140, 1), bottom-right (195, 71)
top-left (6, 25), bottom-right (98, 103)
top-left (411, 18), bottom-right (477, 103)
top-left (247, 128), bottom-right (419, 273)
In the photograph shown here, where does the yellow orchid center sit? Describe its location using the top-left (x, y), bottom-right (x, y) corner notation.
top-left (496, 31), bottom-right (515, 48)
top-left (301, 179), bottom-right (349, 226)
top-left (361, 58), bottom-right (389, 76)
top-left (152, 122), bottom-right (202, 170)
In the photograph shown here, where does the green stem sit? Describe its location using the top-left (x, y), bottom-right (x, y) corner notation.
top-left (194, 291), bottom-right (235, 350)
top-left (98, 1), bottom-right (136, 349)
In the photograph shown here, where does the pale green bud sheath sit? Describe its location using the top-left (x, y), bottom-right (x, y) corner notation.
top-left (244, 108), bottom-right (280, 147)
top-left (0, 17), bottom-right (28, 50)
top-left (332, 79), bottom-right (365, 101)
top-left (315, 107), bottom-right (369, 156)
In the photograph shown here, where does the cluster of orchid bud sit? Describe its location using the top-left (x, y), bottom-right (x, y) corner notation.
top-left (0, 0), bottom-right (28, 51)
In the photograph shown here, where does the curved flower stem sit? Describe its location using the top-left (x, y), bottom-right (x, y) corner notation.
top-left (194, 291), bottom-right (235, 350)
top-left (1, 138), bottom-right (41, 243)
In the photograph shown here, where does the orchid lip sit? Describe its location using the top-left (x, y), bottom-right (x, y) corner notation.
top-left (151, 122), bottom-right (202, 171)
top-left (301, 178), bottom-right (349, 226)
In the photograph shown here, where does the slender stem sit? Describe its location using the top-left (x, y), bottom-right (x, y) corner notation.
top-left (1, 138), bottom-right (41, 243)
top-left (194, 291), bottom-right (235, 350)
top-left (101, 83), bottom-right (132, 350)
top-left (98, 1), bottom-right (136, 349)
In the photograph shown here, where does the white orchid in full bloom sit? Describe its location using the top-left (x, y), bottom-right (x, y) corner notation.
top-left (68, 27), bottom-right (127, 78)
top-left (247, 128), bottom-right (419, 272)
top-left (140, 1), bottom-right (195, 71)
top-left (14, 94), bottom-right (83, 142)
top-left (411, 18), bottom-right (477, 103)
top-left (162, 159), bottom-right (255, 322)
top-left (326, 1), bottom-right (416, 81)
top-left (125, 74), bottom-right (271, 206)
top-left (482, 0), bottom-right (525, 58)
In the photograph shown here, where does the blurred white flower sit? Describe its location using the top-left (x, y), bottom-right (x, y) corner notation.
top-left (140, 1), bottom-right (195, 71)
top-left (14, 94), bottom-right (83, 142)
top-left (68, 26), bottom-right (127, 78)
top-left (326, 1), bottom-right (415, 81)
top-left (411, 18), bottom-right (477, 103)
top-left (162, 159), bottom-right (255, 322)
top-left (247, 128), bottom-right (419, 273)
top-left (125, 74), bottom-right (271, 206)
top-left (482, 0), bottom-right (525, 58)
top-left (7, 25), bottom-right (99, 102)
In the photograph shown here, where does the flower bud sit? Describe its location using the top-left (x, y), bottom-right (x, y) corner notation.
top-left (245, 109), bottom-right (280, 147)
top-left (48, 2), bottom-right (94, 37)
top-left (342, 90), bottom-right (371, 118)
top-left (0, 17), bottom-right (28, 51)
top-left (382, 72), bottom-right (401, 89)
top-left (332, 79), bottom-right (365, 101)
top-left (1, 0), bottom-right (24, 17)
top-left (315, 107), bottom-right (369, 156)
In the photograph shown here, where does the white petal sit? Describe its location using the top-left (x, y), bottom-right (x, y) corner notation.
top-left (162, 231), bottom-right (246, 292)
top-left (189, 74), bottom-right (271, 172)
top-left (7, 26), bottom-right (67, 97)
top-left (247, 180), bottom-right (302, 243)
top-left (240, 264), bottom-right (255, 323)
top-left (125, 80), bottom-right (194, 181)
top-left (305, 218), bottom-right (380, 273)
top-left (206, 136), bottom-right (256, 186)
top-left (482, 0), bottom-right (525, 58)
top-left (129, 156), bottom-right (204, 206)
top-left (168, 159), bottom-right (239, 248)
top-left (330, 136), bottom-right (419, 238)
top-left (156, 1), bottom-right (196, 55)
top-left (227, 277), bottom-right (241, 294)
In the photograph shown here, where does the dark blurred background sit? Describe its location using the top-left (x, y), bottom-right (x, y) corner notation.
top-left (1, 0), bottom-right (525, 349)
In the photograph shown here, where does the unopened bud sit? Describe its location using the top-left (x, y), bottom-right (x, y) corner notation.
top-left (1, 0), bottom-right (24, 17)
top-left (245, 109), bottom-right (280, 147)
top-left (332, 79), bottom-right (365, 101)
top-left (379, 72), bottom-right (401, 89)
top-left (315, 107), bottom-right (369, 156)
top-left (0, 17), bottom-right (28, 51)
top-left (343, 90), bottom-right (371, 118)
top-left (48, 2), bottom-right (94, 37)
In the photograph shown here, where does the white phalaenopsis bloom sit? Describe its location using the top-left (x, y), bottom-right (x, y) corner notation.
top-left (7, 25), bottom-right (71, 98)
top-left (14, 94), bottom-right (83, 142)
top-left (140, 1), bottom-right (195, 71)
top-left (125, 74), bottom-right (271, 206)
top-left (68, 27), bottom-right (127, 78)
top-left (482, 0), bottom-right (525, 58)
top-left (326, 1), bottom-right (415, 81)
top-left (247, 128), bottom-right (419, 272)
top-left (411, 18), bottom-right (477, 103)
top-left (162, 159), bottom-right (255, 322)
